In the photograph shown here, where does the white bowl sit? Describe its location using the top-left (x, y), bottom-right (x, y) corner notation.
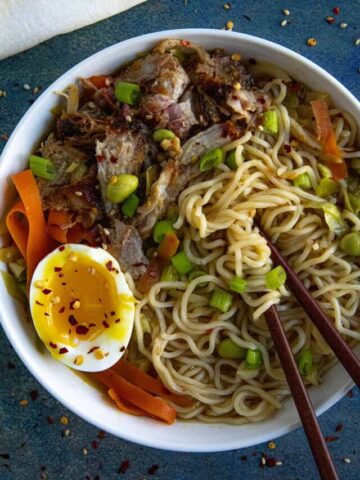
top-left (0, 29), bottom-right (359, 452)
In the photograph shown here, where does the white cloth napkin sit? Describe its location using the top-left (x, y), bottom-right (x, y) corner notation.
top-left (0, 0), bottom-right (146, 60)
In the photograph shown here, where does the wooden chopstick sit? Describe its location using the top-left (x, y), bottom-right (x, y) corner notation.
top-left (264, 305), bottom-right (339, 480)
top-left (260, 227), bottom-right (360, 387)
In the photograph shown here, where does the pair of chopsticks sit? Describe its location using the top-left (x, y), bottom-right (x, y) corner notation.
top-left (259, 227), bottom-right (360, 480)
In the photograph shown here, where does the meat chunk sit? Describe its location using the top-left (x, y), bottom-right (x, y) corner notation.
top-left (133, 160), bottom-right (200, 238)
top-left (106, 220), bottom-right (148, 279)
top-left (117, 53), bottom-right (189, 101)
top-left (226, 89), bottom-right (271, 123)
top-left (96, 124), bottom-right (148, 214)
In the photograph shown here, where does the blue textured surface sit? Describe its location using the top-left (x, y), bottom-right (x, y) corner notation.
top-left (0, 1), bottom-right (359, 479)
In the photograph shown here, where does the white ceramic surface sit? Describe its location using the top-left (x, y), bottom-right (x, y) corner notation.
top-left (0, 29), bottom-right (359, 452)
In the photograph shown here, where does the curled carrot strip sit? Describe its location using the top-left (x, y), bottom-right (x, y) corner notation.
top-left (108, 388), bottom-right (145, 416)
top-left (95, 369), bottom-right (176, 424)
top-left (47, 210), bottom-right (73, 244)
top-left (6, 170), bottom-right (48, 283)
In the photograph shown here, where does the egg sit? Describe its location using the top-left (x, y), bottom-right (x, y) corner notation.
top-left (29, 244), bottom-right (135, 372)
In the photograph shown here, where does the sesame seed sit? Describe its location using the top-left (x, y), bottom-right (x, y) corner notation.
top-left (23, 83), bottom-right (30, 91)
top-left (282, 9), bottom-right (290, 16)
top-left (19, 399), bottom-right (28, 406)
top-left (62, 429), bottom-right (70, 437)
top-left (231, 53), bottom-right (241, 61)
top-left (74, 355), bottom-right (84, 365)
top-left (0, 91), bottom-right (3, 97)
top-left (307, 37), bottom-right (317, 47)
top-left (33, 87), bottom-right (40, 94)
top-left (87, 267), bottom-right (96, 275)
top-left (74, 191), bottom-right (83, 196)
top-left (94, 349), bottom-right (105, 360)
top-left (275, 461), bottom-right (283, 466)
top-left (69, 253), bottom-right (78, 262)
top-left (35, 280), bottom-right (45, 289)
top-left (280, 19), bottom-right (288, 27)
top-left (125, 115), bottom-right (132, 122)
top-left (60, 416), bottom-right (69, 425)
top-left (355, 38), bottom-right (360, 46)
top-left (233, 82), bottom-right (241, 91)
top-left (105, 78), bottom-right (110, 86)
top-left (51, 296), bottom-right (61, 305)
top-left (268, 441), bottom-right (276, 449)
top-left (343, 458), bottom-right (351, 464)
top-left (223, 3), bottom-right (231, 9)
top-left (258, 125), bottom-right (264, 132)
top-left (103, 228), bottom-right (110, 236)
top-left (261, 456), bottom-right (266, 465)
top-left (226, 20), bottom-right (234, 30)
top-left (101, 243), bottom-right (108, 250)
top-left (340, 22), bottom-right (348, 29)
top-left (82, 448), bottom-right (88, 456)
top-left (73, 300), bottom-right (81, 309)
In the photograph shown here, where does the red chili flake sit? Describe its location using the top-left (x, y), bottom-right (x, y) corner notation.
top-left (326, 16), bottom-right (335, 24)
top-left (325, 435), bottom-right (339, 443)
top-left (54, 267), bottom-right (62, 272)
top-left (59, 347), bottom-right (69, 354)
top-left (181, 39), bottom-right (190, 46)
top-left (148, 464), bottom-right (159, 475)
top-left (96, 155), bottom-right (104, 162)
top-left (68, 315), bottom-right (78, 326)
top-left (49, 342), bottom-right (57, 349)
top-left (91, 440), bottom-right (99, 449)
top-left (110, 311), bottom-right (115, 316)
top-left (105, 260), bottom-right (113, 271)
top-left (110, 157), bottom-right (117, 164)
top-left (42, 289), bottom-right (52, 295)
top-left (118, 460), bottom-right (130, 474)
top-left (284, 144), bottom-right (292, 153)
top-left (30, 390), bottom-right (39, 401)
top-left (104, 313), bottom-right (108, 318)
top-left (259, 454), bottom-right (280, 468)
top-left (97, 430), bottom-right (106, 440)
top-left (206, 328), bottom-right (213, 334)
top-left (76, 325), bottom-right (89, 335)
top-left (347, 390), bottom-right (354, 398)
top-left (88, 346), bottom-right (100, 354)
top-left (58, 246), bottom-right (65, 251)
top-left (102, 320), bottom-right (110, 329)
top-left (35, 301), bottom-right (44, 306)
top-left (115, 318), bottom-right (120, 323)
top-left (232, 95), bottom-right (239, 100)
top-left (335, 423), bottom-right (344, 432)
top-left (89, 323), bottom-right (96, 328)
top-left (336, 112), bottom-right (344, 118)
top-left (47, 416), bottom-right (54, 425)
top-left (333, 6), bottom-right (340, 15)
top-left (257, 96), bottom-right (266, 105)
top-left (59, 307), bottom-right (65, 314)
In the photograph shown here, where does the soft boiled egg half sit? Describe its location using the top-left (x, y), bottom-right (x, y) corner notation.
top-left (29, 244), bottom-right (135, 372)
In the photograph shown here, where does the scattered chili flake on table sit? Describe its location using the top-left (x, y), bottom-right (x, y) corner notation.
top-left (223, 3), bottom-right (231, 9)
top-left (92, 440), bottom-right (99, 449)
top-left (98, 430), bottom-right (106, 440)
top-left (148, 464), bottom-right (159, 475)
top-left (226, 20), bottom-right (234, 30)
top-left (339, 22), bottom-right (348, 29)
top-left (347, 389), bottom-right (354, 397)
top-left (60, 416), bottom-right (69, 425)
top-left (30, 389), bottom-right (39, 401)
top-left (335, 423), bottom-right (344, 432)
top-left (0, 133), bottom-right (9, 141)
top-left (333, 6), bottom-right (341, 15)
top-left (82, 448), bottom-right (88, 456)
top-left (325, 435), bottom-right (339, 443)
top-left (61, 429), bottom-right (70, 437)
top-left (307, 37), bottom-right (317, 47)
top-left (118, 459), bottom-right (130, 474)
top-left (326, 16), bottom-right (335, 24)
top-left (268, 441), bottom-right (276, 449)
top-left (19, 399), bottom-right (28, 406)
top-left (343, 457), bottom-right (351, 464)
top-left (47, 416), bottom-right (54, 425)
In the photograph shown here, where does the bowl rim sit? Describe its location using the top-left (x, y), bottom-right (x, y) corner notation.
top-left (0, 28), bottom-right (357, 452)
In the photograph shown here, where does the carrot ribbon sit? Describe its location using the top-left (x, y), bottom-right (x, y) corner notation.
top-left (6, 170), bottom-right (48, 283)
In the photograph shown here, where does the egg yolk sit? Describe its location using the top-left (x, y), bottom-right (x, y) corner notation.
top-left (33, 252), bottom-right (121, 347)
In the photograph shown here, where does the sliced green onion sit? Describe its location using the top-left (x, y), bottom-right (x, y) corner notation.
top-left (160, 265), bottom-right (179, 282)
top-left (153, 129), bottom-right (175, 142)
top-left (297, 348), bottom-right (313, 376)
top-left (350, 158), bottom-right (360, 175)
top-left (340, 232), bottom-right (360, 256)
top-left (199, 148), bottom-right (224, 172)
top-left (153, 220), bottom-right (175, 244)
top-left (188, 270), bottom-right (207, 287)
top-left (114, 81), bottom-right (141, 105)
top-left (121, 193), bottom-right (139, 218)
top-left (229, 276), bottom-right (248, 294)
top-left (245, 349), bottom-right (263, 369)
top-left (8, 262), bottom-right (26, 281)
top-left (305, 365), bottom-right (319, 385)
top-left (348, 193), bottom-right (360, 215)
top-left (217, 338), bottom-right (246, 359)
top-left (321, 203), bottom-right (348, 236)
top-left (294, 173), bottom-right (311, 190)
top-left (265, 266), bottom-right (286, 290)
top-left (171, 251), bottom-right (193, 275)
top-left (29, 155), bottom-right (57, 181)
top-left (262, 110), bottom-right (278, 135)
top-left (0, 246), bottom-right (21, 262)
top-left (209, 288), bottom-right (233, 313)
top-left (315, 178), bottom-right (339, 198)
top-left (1, 270), bottom-right (25, 301)
top-left (106, 174), bottom-right (138, 203)
top-left (318, 164), bottom-right (332, 179)
top-left (225, 149), bottom-right (240, 170)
